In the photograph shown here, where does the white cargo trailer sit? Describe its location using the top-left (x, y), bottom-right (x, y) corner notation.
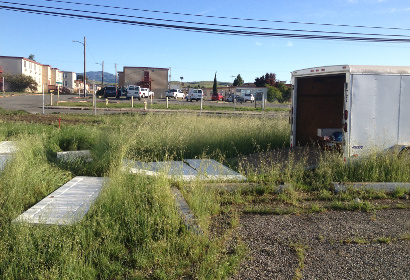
top-left (290, 65), bottom-right (410, 160)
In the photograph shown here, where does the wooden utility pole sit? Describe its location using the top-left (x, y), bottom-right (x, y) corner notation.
top-left (83, 36), bottom-right (86, 97)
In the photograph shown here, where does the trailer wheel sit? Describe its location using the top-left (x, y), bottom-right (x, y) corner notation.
top-left (399, 147), bottom-right (410, 158)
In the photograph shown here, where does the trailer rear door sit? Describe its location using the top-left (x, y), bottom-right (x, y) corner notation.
top-left (399, 76), bottom-right (410, 145)
top-left (349, 74), bottom-right (401, 156)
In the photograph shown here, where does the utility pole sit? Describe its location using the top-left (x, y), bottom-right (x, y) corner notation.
top-left (115, 63), bottom-right (117, 88)
top-left (96, 61), bottom-right (104, 89)
top-left (72, 36), bottom-right (87, 97)
top-left (169, 67), bottom-right (171, 90)
top-left (83, 37), bottom-right (86, 97)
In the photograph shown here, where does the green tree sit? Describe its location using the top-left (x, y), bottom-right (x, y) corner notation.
top-left (233, 74), bottom-right (244, 86)
top-left (275, 81), bottom-right (291, 102)
top-left (267, 85), bottom-right (282, 102)
top-left (28, 54), bottom-right (35, 61)
top-left (213, 72), bottom-right (218, 94)
top-left (254, 73), bottom-right (276, 87)
top-left (4, 74), bottom-right (38, 92)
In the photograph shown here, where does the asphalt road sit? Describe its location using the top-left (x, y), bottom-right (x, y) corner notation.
top-left (0, 93), bottom-right (289, 115)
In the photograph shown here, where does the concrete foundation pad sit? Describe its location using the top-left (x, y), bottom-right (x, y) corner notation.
top-left (0, 141), bottom-right (17, 154)
top-left (123, 159), bottom-right (246, 182)
top-left (0, 154), bottom-right (13, 171)
top-left (331, 182), bottom-right (410, 193)
top-left (57, 150), bottom-right (92, 162)
top-left (13, 176), bottom-right (106, 225)
top-left (185, 159), bottom-right (247, 181)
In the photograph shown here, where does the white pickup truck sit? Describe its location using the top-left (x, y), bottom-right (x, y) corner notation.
top-left (141, 88), bottom-right (154, 98)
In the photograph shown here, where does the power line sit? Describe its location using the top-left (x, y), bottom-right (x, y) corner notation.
top-left (1, 1), bottom-right (409, 39)
top-left (1, 4), bottom-right (410, 43)
top-left (41, 0), bottom-right (410, 32)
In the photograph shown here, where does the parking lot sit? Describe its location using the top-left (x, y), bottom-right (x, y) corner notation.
top-left (115, 94), bottom-right (289, 109)
top-left (0, 93), bottom-right (289, 115)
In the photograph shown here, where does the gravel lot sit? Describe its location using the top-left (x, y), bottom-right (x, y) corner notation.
top-left (230, 209), bottom-right (410, 280)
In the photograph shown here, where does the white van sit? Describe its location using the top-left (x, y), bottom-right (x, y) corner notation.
top-left (186, 88), bottom-right (203, 102)
top-left (243, 92), bottom-right (255, 102)
top-left (126, 85), bottom-right (142, 100)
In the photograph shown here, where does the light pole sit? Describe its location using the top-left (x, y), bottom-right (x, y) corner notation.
top-left (180, 76), bottom-right (183, 90)
top-left (96, 61), bottom-right (104, 90)
top-left (72, 37), bottom-right (86, 97)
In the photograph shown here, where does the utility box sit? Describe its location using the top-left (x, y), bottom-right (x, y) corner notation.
top-left (290, 65), bottom-right (410, 160)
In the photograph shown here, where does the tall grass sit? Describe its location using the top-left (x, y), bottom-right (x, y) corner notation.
top-left (0, 111), bottom-right (407, 278)
top-left (1, 112), bottom-right (279, 278)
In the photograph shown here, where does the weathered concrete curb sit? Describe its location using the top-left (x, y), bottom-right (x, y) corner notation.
top-left (331, 182), bottom-right (410, 194)
top-left (171, 188), bottom-right (203, 235)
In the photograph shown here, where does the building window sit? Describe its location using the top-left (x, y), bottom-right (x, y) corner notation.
top-left (24, 61), bottom-right (26, 68)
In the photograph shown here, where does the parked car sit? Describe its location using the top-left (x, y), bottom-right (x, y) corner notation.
top-left (226, 95), bottom-right (243, 102)
top-left (104, 86), bottom-right (117, 98)
top-left (126, 85), bottom-right (142, 100)
top-left (148, 91), bottom-right (154, 98)
top-left (211, 92), bottom-right (224, 101)
top-left (243, 93), bottom-right (255, 102)
top-left (116, 87), bottom-right (127, 99)
top-left (186, 88), bottom-right (203, 102)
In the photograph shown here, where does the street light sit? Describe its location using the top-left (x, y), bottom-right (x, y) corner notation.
top-left (72, 37), bottom-right (86, 97)
top-left (180, 76), bottom-right (183, 89)
top-left (95, 61), bottom-right (104, 89)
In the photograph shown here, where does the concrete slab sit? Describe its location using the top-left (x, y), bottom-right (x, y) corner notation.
top-left (123, 159), bottom-right (199, 181)
top-left (331, 182), bottom-right (410, 193)
top-left (185, 159), bottom-right (247, 181)
top-left (124, 159), bottom-right (246, 181)
top-left (13, 176), bottom-right (105, 225)
top-left (57, 150), bottom-right (92, 162)
top-left (0, 154), bottom-right (13, 171)
top-left (0, 141), bottom-right (17, 154)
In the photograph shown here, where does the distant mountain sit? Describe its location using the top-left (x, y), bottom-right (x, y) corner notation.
top-left (78, 71), bottom-right (117, 84)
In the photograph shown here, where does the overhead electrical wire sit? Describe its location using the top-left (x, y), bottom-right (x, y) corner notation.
top-left (41, 0), bottom-right (410, 32)
top-left (1, 0), bottom-right (409, 39)
top-left (1, 1), bottom-right (410, 43)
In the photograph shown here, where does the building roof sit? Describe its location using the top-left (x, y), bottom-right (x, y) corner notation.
top-left (0, 55), bottom-right (43, 66)
top-left (123, 66), bottom-right (169, 71)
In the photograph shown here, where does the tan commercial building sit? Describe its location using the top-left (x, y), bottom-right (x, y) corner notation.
top-left (118, 66), bottom-right (169, 96)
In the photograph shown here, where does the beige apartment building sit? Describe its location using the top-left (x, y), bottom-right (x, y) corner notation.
top-left (0, 55), bottom-right (44, 92)
top-left (118, 66), bottom-right (169, 95)
top-left (0, 56), bottom-right (67, 93)
top-left (63, 71), bottom-right (77, 91)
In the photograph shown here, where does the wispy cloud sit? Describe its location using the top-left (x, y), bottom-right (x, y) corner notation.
top-left (256, 41), bottom-right (263, 46)
top-left (286, 41), bottom-right (294, 47)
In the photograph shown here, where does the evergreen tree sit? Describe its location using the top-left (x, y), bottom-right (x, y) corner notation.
top-left (213, 72), bottom-right (218, 94)
top-left (233, 74), bottom-right (244, 86)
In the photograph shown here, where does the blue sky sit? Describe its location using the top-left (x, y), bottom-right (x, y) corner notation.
top-left (1, 0), bottom-right (410, 84)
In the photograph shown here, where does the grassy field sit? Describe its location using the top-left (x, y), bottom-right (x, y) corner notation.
top-left (0, 111), bottom-right (408, 279)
